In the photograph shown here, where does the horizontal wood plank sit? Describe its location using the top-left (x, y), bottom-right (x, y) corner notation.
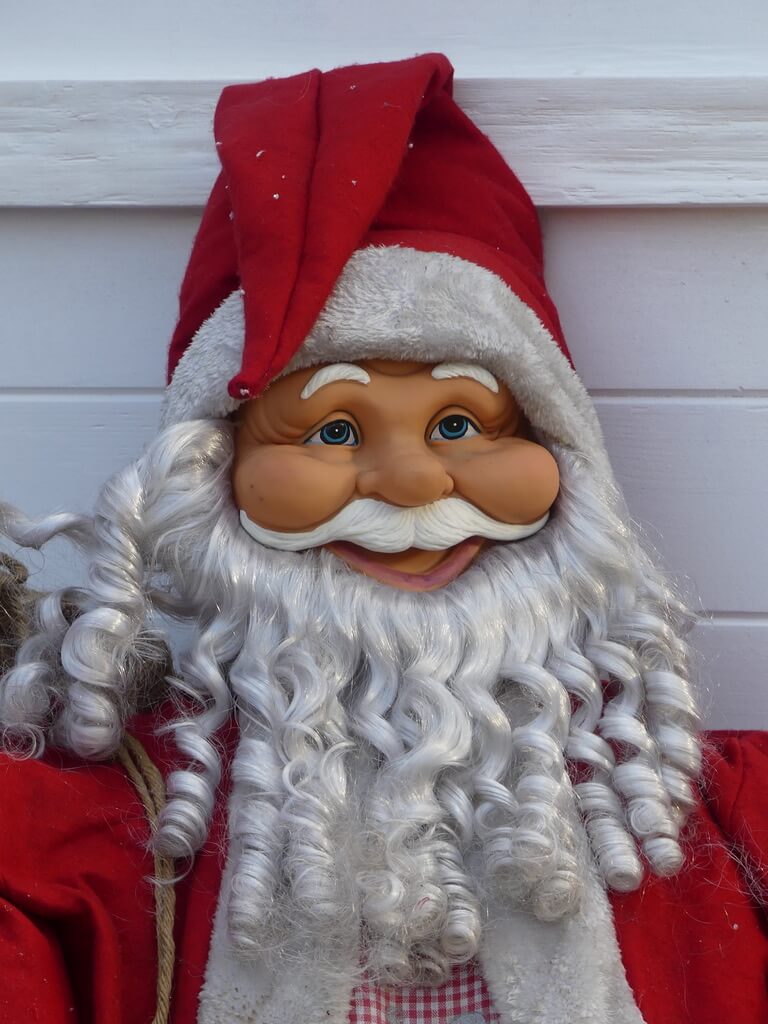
top-left (2, 77), bottom-right (768, 207)
top-left (3, 391), bottom-right (766, 729)
top-left (2, 207), bottom-right (767, 390)
top-left (693, 618), bottom-right (768, 729)
top-left (543, 208), bottom-right (768, 390)
top-left (595, 397), bottom-right (768, 615)
top-left (0, 209), bottom-right (194, 389)
top-left (4, 395), bottom-right (767, 613)
top-left (6, 396), bottom-right (161, 522)
top-left (1, 553), bottom-right (763, 731)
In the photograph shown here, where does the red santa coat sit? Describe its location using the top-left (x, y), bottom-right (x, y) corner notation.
top-left (0, 718), bottom-right (765, 1024)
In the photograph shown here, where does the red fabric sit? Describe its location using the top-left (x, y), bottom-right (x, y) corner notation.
top-left (167, 53), bottom-right (570, 400)
top-left (349, 960), bottom-right (499, 1024)
top-left (0, 727), bottom-right (765, 1023)
top-left (609, 731), bottom-right (768, 1024)
top-left (0, 744), bottom-right (159, 1023)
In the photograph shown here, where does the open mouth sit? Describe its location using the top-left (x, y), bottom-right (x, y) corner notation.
top-left (324, 536), bottom-right (488, 591)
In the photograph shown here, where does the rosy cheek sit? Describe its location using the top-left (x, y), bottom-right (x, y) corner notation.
top-left (232, 446), bottom-right (357, 531)
top-left (450, 441), bottom-right (560, 524)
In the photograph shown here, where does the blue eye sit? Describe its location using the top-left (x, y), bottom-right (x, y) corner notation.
top-left (305, 419), bottom-right (359, 446)
top-left (429, 415), bottom-right (481, 441)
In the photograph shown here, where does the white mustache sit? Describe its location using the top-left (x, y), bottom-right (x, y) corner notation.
top-left (239, 498), bottom-right (549, 553)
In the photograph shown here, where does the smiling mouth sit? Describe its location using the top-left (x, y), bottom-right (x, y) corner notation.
top-left (324, 537), bottom-right (488, 591)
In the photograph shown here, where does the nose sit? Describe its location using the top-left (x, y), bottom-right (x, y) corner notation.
top-left (357, 453), bottom-right (454, 507)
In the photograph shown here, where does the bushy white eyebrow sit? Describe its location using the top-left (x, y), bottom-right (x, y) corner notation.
top-left (431, 362), bottom-right (499, 393)
top-left (300, 363), bottom-right (371, 400)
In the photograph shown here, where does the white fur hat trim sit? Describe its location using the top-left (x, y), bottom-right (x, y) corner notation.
top-left (161, 245), bottom-right (608, 469)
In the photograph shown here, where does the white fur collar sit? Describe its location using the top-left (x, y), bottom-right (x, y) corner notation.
top-left (197, 787), bottom-right (645, 1024)
top-left (197, 851), bottom-right (358, 1024)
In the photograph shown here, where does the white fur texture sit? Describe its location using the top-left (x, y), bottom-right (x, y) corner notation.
top-left (198, 743), bottom-right (646, 1024)
top-left (160, 246), bottom-right (608, 473)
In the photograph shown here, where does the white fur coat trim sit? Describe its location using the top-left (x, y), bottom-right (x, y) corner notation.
top-left (161, 246), bottom-right (609, 474)
top-left (196, 790), bottom-right (646, 1024)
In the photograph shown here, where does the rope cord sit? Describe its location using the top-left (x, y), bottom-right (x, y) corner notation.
top-left (117, 734), bottom-right (177, 1024)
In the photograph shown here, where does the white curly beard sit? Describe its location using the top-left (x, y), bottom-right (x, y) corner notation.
top-left (146, 427), bottom-right (696, 987)
top-left (221, 536), bottom-right (584, 985)
top-left (0, 419), bottom-right (701, 989)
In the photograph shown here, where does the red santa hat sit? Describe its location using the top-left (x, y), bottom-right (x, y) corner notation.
top-left (161, 53), bottom-right (607, 465)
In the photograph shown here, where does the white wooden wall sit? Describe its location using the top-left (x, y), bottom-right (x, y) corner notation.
top-left (2, 1), bottom-right (767, 728)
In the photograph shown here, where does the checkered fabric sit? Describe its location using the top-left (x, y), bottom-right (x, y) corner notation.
top-left (349, 959), bottom-right (500, 1024)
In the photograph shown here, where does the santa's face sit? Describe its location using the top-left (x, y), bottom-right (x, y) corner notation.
top-left (232, 359), bottom-right (561, 590)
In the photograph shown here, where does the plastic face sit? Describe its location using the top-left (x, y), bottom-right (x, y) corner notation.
top-left (232, 359), bottom-right (560, 591)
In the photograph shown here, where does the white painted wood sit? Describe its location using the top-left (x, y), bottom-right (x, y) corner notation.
top-left (3, 535), bottom-right (763, 728)
top-left (594, 397), bottom-right (768, 615)
top-left (0, 209), bottom-right (195, 389)
top-left (3, 207), bottom-right (768, 391)
top-left (542, 209), bottom-right (768, 391)
top-left (3, 393), bottom-right (766, 727)
top-left (2, 394), bottom-right (766, 613)
top-left (2, 77), bottom-right (768, 208)
top-left (3, 397), bottom-right (161, 522)
top-left (1, 396), bottom-right (161, 591)
top-left (693, 618), bottom-right (768, 729)
top-left (3, 0), bottom-right (768, 81)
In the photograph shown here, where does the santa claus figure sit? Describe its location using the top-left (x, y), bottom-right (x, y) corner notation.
top-left (0, 53), bottom-right (766, 1024)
